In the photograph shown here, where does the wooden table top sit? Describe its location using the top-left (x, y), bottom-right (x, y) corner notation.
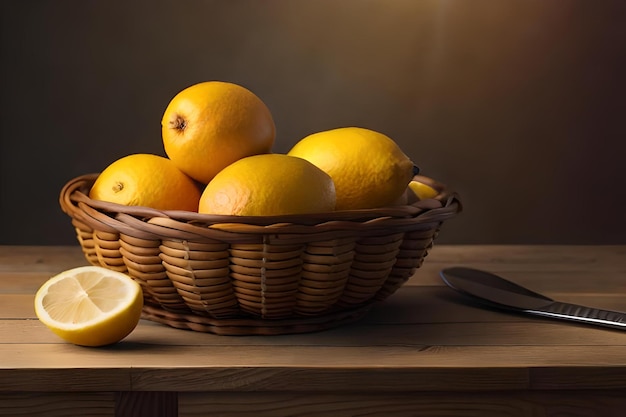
top-left (2, 244), bottom-right (626, 417)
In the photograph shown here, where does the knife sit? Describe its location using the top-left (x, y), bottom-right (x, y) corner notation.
top-left (440, 267), bottom-right (626, 330)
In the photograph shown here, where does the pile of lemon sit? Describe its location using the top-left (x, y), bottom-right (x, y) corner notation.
top-left (89, 81), bottom-right (438, 216)
top-left (35, 81), bottom-right (439, 347)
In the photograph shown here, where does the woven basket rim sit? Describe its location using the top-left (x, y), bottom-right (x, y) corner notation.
top-left (60, 173), bottom-right (461, 242)
top-left (60, 173), bottom-right (462, 333)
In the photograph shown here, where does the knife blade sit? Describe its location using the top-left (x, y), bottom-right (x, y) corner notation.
top-left (440, 267), bottom-right (626, 330)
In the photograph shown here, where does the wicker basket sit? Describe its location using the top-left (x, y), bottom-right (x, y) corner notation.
top-left (60, 173), bottom-right (461, 335)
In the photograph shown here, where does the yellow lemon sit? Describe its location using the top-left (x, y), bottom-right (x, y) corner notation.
top-left (34, 266), bottom-right (143, 347)
top-left (409, 180), bottom-right (439, 200)
top-left (288, 127), bottom-right (415, 210)
top-left (89, 153), bottom-right (201, 211)
top-left (199, 154), bottom-right (335, 216)
top-left (162, 81), bottom-right (276, 184)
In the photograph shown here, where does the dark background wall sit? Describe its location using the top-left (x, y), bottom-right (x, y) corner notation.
top-left (1, 0), bottom-right (625, 245)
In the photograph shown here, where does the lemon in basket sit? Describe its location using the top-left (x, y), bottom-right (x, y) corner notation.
top-left (198, 153), bottom-right (336, 216)
top-left (395, 180), bottom-right (439, 205)
top-left (409, 180), bottom-right (438, 200)
top-left (34, 266), bottom-right (143, 347)
top-left (162, 81), bottom-right (276, 184)
top-left (288, 127), bottom-right (415, 210)
top-left (89, 153), bottom-right (201, 211)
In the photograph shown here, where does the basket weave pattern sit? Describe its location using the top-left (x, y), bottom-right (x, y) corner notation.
top-left (60, 173), bottom-right (461, 334)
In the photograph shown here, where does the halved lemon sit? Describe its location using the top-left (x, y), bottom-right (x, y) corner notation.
top-left (34, 266), bottom-right (143, 347)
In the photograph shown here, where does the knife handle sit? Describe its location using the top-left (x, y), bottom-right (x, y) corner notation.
top-left (530, 301), bottom-right (626, 330)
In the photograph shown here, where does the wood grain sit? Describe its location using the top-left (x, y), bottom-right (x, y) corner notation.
top-left (178, 390), bottom-right (626, 417)
top-left (0, 392), bottom-right (115, 417)
top-left (115, 392), bottom-right (176, 417)
top-left (1, 245), bottom-right (625, 416)
top-left (2, 344), bottom-right (626, 392)
top-left (4, 317), bottom-right (626, 348)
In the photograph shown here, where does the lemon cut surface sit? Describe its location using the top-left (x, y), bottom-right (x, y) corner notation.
top-left (34, 266), bottom-right (143, 347)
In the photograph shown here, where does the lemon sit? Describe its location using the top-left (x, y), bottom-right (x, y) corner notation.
top-left (34, 266), bottom-right (143, 347)
top-left (162, 81), bottom-right (276, 184)
top-left (198, 154), bottom-right (336, 216)
top-left (89, 153), bottom-right (201, 211)
top-left (409, 180), bottom-right (438, 200)
top-left (288, 127), bottom-right (415, 210)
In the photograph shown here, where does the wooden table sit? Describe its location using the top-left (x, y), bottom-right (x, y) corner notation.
top-left (1, 245), bottom-right (626, 417)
